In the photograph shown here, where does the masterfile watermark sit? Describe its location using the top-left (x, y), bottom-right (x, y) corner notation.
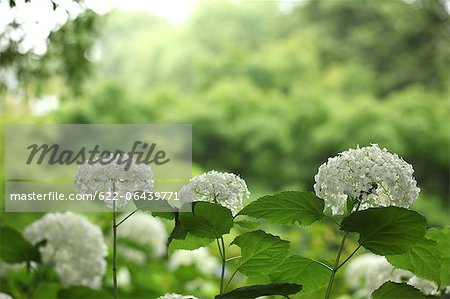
top-left (26, 141), bottom-right (170, 170)
top-left (5, 124), bottom-right (192, 212)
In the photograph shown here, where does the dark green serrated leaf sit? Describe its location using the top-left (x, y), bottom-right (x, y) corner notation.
top-left (168, 233), bottom-right (213, 254)
top-left (238, 191), bottom-right (324, 226)
top-left (179, 202), bottom-right (233, 239)
top-left (387, 238), bottom-right (441, 284)
top-left (231, 230), bottom-right (290, 276)
top-left (234, 220), bottom-right (260, 230)
top-left (0, 225), bottom-right (41, 263)
top-left (426, 226), bottom-right (450, 285)
top-left (168, 212), bottom-right (188, 243)
top-left (215, 283), bottom-right (302, 298)
top-left (270, 255), bottom-right (330, 293)
top-left (341, 207), bottom-right (427, 255)
top-left (372, 282), bottom-right (424, 299)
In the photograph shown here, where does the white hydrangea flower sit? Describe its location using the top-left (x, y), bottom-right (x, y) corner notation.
top-left (345, 253), bottom-right (394, 297)
top-left (168, 247), bottom-right (219, 275)
top-left (117, 244), bottom-right (146, 265)
top-left (117, 211), bottom-right (168, 258)
top-left (157, 294), bottom-right (198, 299)
top-left (74, 153), bottom-right (153, 209)
top-left (314, 144), bottom-right (420, 215)
top-left (23, 212), bottom-right (107, 289)
top-left (116, 267), bottom-right (131, 288)
top-left (407, 276), bottom-right (441, 296)
top-left (178, 170), bottom-right (250, 216)
top-left (345, 253), bottom-right (448, 297)
top-left (0, 292), bottom-right (13, 299)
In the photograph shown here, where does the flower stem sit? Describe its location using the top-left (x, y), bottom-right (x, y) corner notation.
top-left (325, 232), bottom-right (348, 299)
top-left (113, 200), bottom-right (119, 299)
top-left (115, 208), bottom-right (138, 228)
top-left (325, 201), bottom-right (361, 299)
top-left (219, 237), bottom-right (226, 294)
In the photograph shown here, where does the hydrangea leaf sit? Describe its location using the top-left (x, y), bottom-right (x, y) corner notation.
top-left (215, 283), bottom-right (302, 298)
top-left (234, 220), bottom-right (260, 230)
top-left (231, 230), bottom-right (290, 276)
top-left (0, 225), bottom-right (41, 263)
top-left (238, 191), bottom-right (324, 226)
top-left (386, 238), bottom-right (441, 284)
top-left (179, 202), bottom-right (233, 239)
top-left (168, 233), bottom-right (213, 254)
top-left (341, 207), bottom-right (427, 255)
top-left (269, 255), bottom-right (330, 293)
top-left (425, 226), bottom-right (450, 285)
top-left (372, 282), bottom-right (424, 299)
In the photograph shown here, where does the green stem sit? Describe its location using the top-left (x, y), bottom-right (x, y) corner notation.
top-left (325, 232), bottom-right (348, 299)
top-left (336, 244), bottom-right (362, 271)
top-left (224, 268), bottom-right (239, 291)
top-left (113, 200), bottom-right (119, 299)
top-left (219, 237), bottom-right (226, 294)
top-left (115, 208), bottom-right (138, 228)
top-left (310, 258), bottom-right (333, 272)
top-left (324, 200), bottom-right (361, 299)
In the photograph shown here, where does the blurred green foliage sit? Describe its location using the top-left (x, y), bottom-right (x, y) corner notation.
top-left (51, 0), bottom-right (449, 208)
top-left (1, 0), bottom-right (449, 298)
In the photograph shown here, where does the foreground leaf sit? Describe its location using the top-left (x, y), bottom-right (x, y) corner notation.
top-left (215, 283), bottom-right (302, 298)
top-left (238, 191), bottom-right (324, 226)
top-left (179, 202), bottom-right (233, 239)
top-left (387, 238), bottom-right (441, 284)
top-left (341, 207), bottom-right (426, 255)
top-left (372, 282), bottom-right (424, 299)
top-left (0, 225), bottom-right (40, 263)
top-left (231, 230), bottom-right (290, 276)
top-left (426, 226), bottom-right (450, 285)
top-left (270, 256), bottom-right (330, 293)
top-left (168, 233), bottom-right (213, 254)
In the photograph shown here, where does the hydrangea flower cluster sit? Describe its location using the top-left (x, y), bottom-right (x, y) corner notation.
top-left (157, 294), bottom-right (198, 299)
top-left (178, 170), bottom-right (250, 216)
top-left (168, 247), bottom-right (219, 275)
top-left (117, 211), bottom-right (168, 258)
top-left (23, 212), bottom-right (107, 289)
top-left (314, 144), bottom-right (420, 215)
top-left (0, 292), bottom-right (13, 299)
top-left (74, 154), bottom-right (153, 209)
top-left (345, 253), bottom-right (448, 297)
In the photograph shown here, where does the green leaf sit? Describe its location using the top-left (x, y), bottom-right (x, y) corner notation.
top-left (168, 233), bottom-right (213, 254)
top-left (270, 256), bottom-right (330, 293)
top-left (426, 226), bottom-right (450, 285)
top-left (341, 207), bottom-right (427, 255)
top-left (179, 202), bottom-right (233, 239)
top-left (238, 191), bottom-right (324, 226)
top-left (0, 225), bottom-right (41, 263)
top-left (372, 282), bottom-right (424, 299)
top-left (215, 283), bottom-right (302, 298)
top-left (168, 212), bottom-right (188, 243)
top-left (231, 230), bottom-right (290, 276)
top-left (387, 238), bottom-right (441, 284)
top-left (234, 220), bottom-right (260, 230)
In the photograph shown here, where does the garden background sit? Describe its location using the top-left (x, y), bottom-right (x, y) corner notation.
top-left (0, 0), bottom-right (449, 298)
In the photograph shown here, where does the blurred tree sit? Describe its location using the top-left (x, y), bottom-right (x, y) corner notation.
top-left (0, 0), bottom-right (101, 98)
top-left (292, 0), bottom-right (450, 97)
